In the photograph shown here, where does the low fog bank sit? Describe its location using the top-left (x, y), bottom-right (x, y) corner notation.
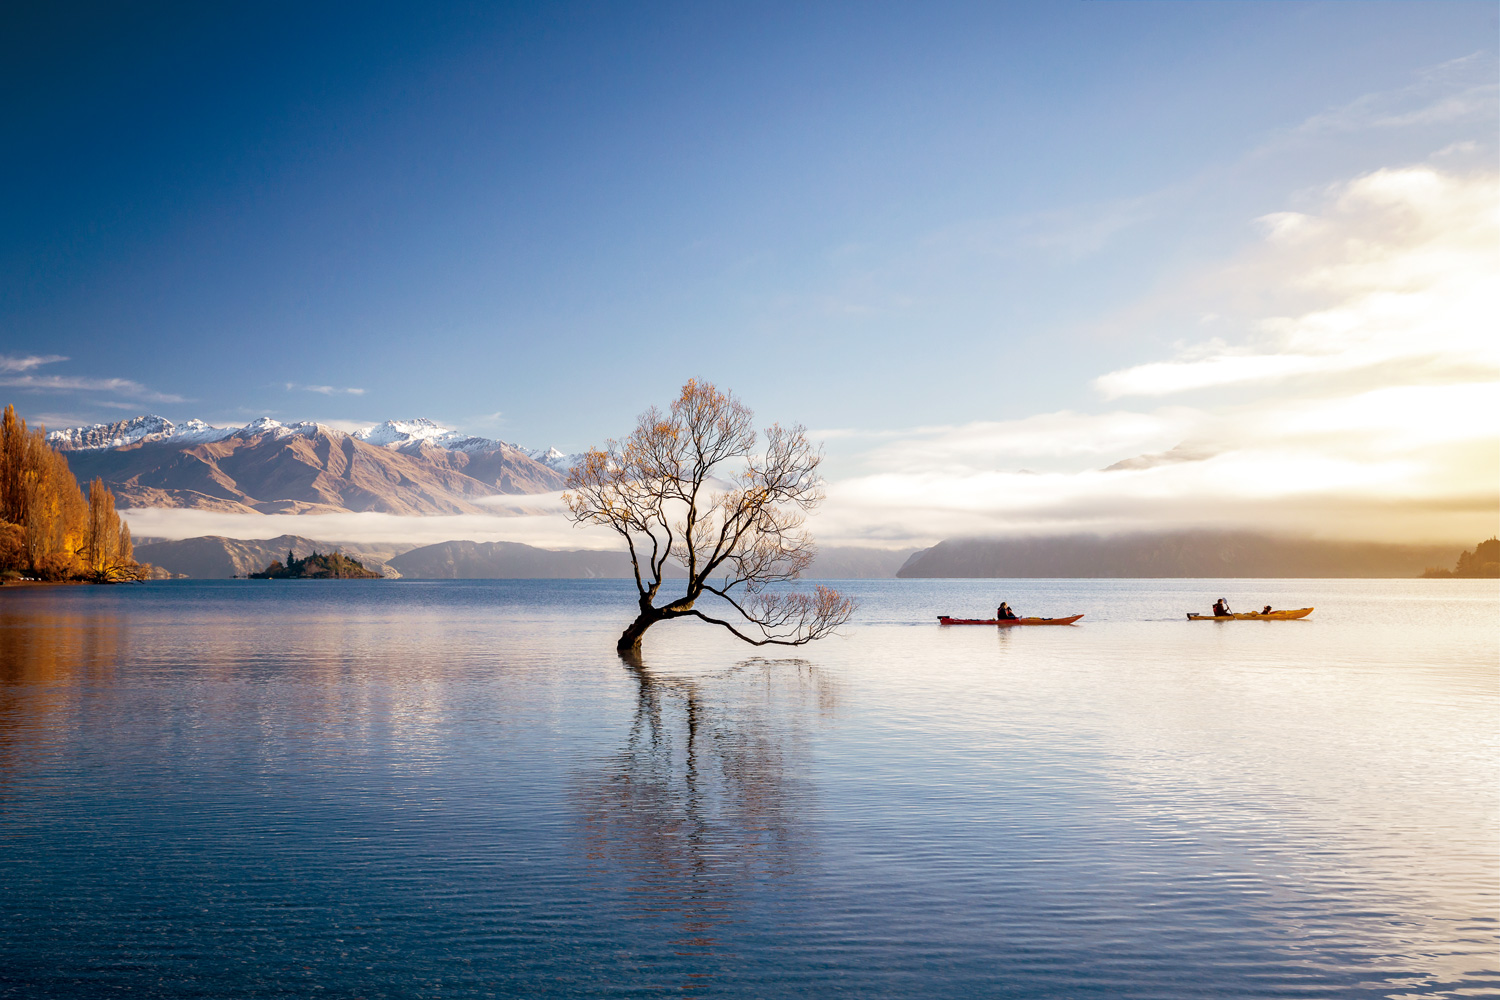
top-left (121, 507), bottom-right (613, 550)
top-left (135, 536), bottom-right (915, 580)
top-left (896, 531), bottom-right (1467, 579)
top-left (123, 509), bottom-right (1477, 582)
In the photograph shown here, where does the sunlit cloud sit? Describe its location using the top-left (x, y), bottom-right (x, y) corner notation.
top-left (848, 408), bottom-right (1201, 476)
top-left (814, 410), bottom-right (1493, 547)
top-left (814, 163), bottom-right (1499, 548)
top-left (1095, 167), bottom-right (1499, 399)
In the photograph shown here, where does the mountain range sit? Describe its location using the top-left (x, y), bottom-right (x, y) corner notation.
top-left (48, 415), bottom-right (581, 515)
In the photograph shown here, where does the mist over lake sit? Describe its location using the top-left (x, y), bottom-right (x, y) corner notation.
top-left (2, 579), bottom-right (1494, 998)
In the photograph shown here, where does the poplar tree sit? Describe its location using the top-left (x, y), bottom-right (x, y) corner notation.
top-left (0, 404), bottom-right (142, 580)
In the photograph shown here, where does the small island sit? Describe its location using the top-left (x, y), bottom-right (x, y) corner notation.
top-left (250, 549), bottom-right (382, 579)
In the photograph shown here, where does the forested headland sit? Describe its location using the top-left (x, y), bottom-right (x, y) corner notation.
top-left (1421, 538), bottom-right (1499, 578)
top-left (1, 405), bottom-right (147, 582)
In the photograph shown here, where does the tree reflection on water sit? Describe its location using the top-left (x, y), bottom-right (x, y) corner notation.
top-left (0, 606), bottom-right (124, 776)
top-left (574, 655), bottom-right (837, 987)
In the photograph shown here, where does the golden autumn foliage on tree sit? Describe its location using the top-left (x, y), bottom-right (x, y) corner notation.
top-left (0, 404), bottom-right (143, 581)
top-left (565, 380), bottom-right (856, 655)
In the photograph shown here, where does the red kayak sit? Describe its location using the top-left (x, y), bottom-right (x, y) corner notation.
top-left (938, 614), bottom-right (1084, 626)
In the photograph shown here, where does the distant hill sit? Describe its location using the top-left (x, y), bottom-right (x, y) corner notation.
top-left (134, 535), bottom-right (412, 578)
top-left (897, 532), bottom-right (1461, 578)
top-left (387, 540), bottom-right (680, 579)
top-left (50, 415), bottom-right (569, 515)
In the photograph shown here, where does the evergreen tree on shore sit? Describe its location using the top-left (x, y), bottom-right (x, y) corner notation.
top-left (250, 548), bottom-right (380, 579)
top-left (1421, 538), bottom-right (1500, 579)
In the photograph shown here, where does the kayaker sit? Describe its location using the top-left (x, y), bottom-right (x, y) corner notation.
top-left (997, 602), bottom-right (1018, 620)
top-left (1262, 605), bottom-right (1272, 615)
top-left (1212, 598), bottom-right (1231, 616)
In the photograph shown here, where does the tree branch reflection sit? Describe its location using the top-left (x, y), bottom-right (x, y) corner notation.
top-left (574, 655), bottom-right (838, 987)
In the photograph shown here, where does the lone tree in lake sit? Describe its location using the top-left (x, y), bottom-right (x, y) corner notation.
top-left (565, 380), bottom-right (856, 655)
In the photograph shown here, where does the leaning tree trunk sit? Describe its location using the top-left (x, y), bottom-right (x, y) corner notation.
top-left (617, 607), bottom-right (666, 655)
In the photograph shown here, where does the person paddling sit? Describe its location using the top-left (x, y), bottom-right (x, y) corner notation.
top-left (1212, 598), bottom-right (1231, 617)
top-left (996, 602), bottom-right (1018, 620)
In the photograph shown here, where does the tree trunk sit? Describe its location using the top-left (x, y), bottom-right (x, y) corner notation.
top-left (617, 609), bottom-right (663, 655)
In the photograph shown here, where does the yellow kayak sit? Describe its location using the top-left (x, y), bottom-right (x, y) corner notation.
top-left (1187, 607), bottom-right (1313, 621)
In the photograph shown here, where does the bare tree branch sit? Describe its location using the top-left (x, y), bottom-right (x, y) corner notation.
top-left (563, 380), bottom-right (856, 655)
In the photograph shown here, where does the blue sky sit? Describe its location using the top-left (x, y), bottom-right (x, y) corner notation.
top-left (5, 2), bottom-right (1497, 545)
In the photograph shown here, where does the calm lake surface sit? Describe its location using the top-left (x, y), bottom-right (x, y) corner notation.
top-left (1, 578), bottom-right (1495, 998)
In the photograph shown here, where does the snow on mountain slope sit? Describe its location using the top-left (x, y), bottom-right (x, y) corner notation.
top-left (47, 415), bottom-right (236, 451)
top-left (49, 413), bottom-right (582, 470)
top-left (522, 446), bottom-right (583, 473)
top-left (354, 418), bottom-right (583, 470)
top-left (235, 417), bottom-right (321, 441)
top-left (353, 418), bottom-right (470, 449)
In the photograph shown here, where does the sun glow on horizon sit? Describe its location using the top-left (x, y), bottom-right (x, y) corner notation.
top-left (812, 164), bottom-right (1499, 548)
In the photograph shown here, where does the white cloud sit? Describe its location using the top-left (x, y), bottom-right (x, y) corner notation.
top-left (850, 408), bottom-right (1200, 476)
top-left (285, 382), bottom-right (366, 396)
top-left (1294, 53), bottom-right (1498, 135)
top-left (0, 352), bottom-right (187, 403)
top-left (0, 373), bottom-right (187, 403)
top-left (0, 353), bottom-right (67, 373)
top-left (812, 164), bottom-right (1499, 548)
top-left (1095, 167), bottom-right (1499, 398)
top-left (813, 396), bottom-right (1494, 547)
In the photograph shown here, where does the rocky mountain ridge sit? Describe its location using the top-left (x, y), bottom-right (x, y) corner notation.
top-left (48, 414), bottom-right (583, 470)
top-left (49, 414), bottom-right (578, 515)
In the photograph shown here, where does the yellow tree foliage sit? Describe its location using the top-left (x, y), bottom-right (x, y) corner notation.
top-left (565, 380), bottom-right (855, 655)
top-left (0, 404), bottom-right (142, 581)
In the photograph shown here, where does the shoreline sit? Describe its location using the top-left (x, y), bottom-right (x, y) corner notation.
top-left (1, 579), bottom-right (109, 589)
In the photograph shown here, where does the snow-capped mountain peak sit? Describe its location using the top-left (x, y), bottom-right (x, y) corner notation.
top-left (348, 419), bottom-right (583, 470)
top-left (353, 418), bottom-right (469, 450)
top-left (46, 414), bottom-right (235, 452)
top-left (523, 446), bottom-right (581, 473)
top-left (235, 417), bottom-right (321, 441)
top-left (47, 413), bottom-right (583, 472)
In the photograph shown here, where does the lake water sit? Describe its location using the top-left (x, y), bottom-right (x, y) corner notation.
top-left (1, 578), bottom-right (1495, 998)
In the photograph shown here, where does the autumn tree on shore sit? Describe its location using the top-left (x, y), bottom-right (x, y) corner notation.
top-left (0, 404), bottom-right (142, 581)
top-left (564, 380), bottom-right (856, 655)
